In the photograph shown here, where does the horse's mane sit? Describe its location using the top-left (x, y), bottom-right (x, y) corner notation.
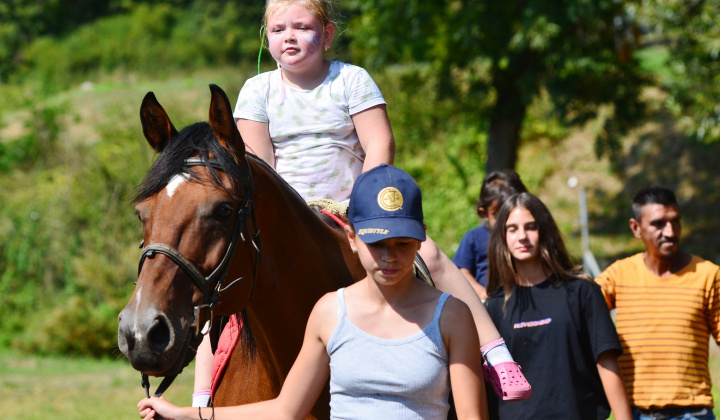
top-left (133, 122), bottom-right (250, 203)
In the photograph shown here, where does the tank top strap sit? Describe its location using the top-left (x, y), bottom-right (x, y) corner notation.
top-left (433, 293), bottom-right (451, 324)
top-left (337, 287), bottom-right (347, 318)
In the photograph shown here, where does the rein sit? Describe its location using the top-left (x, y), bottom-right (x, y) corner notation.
top-left (137, 156), bottom-right (261, 398)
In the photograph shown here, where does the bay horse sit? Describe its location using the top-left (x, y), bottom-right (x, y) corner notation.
top-left (117, 84), bottom-right (366, 418)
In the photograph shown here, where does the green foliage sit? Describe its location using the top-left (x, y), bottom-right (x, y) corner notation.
top-left (14, 297), bottom-right (120, 357)
top-left (0, 91), bottom-right (148, 354)
top-left (637, 0), bottom-right (720, 143)
top-left (372, 66), bottom-right (490, 251)
top-left (0, 0), bottom-right (124, 81)
top-left (635, 46), bottom-right (671, 80)
top-left (347, 0), bottom-right (652, 167)
top-left (11, 0), bottom-right (264, 93)
top-left (0, 0), bottom-right (58, 81)
top-left (0, 103), bottom-right (68, 347)
top-left (0, 103), bottom-right (65, 172)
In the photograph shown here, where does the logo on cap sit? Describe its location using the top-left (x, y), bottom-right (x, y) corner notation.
top-left (377, 187), bottom-right (403, 211)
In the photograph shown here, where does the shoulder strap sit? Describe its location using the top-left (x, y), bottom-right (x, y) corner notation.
top-left (337, 287), bottom-right (347, 318)
top-left (433, 293), bottom-right (451, 323)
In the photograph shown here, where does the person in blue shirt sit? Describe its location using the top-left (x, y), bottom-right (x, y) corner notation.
top-left (453, 171), bottom-right (527, 301)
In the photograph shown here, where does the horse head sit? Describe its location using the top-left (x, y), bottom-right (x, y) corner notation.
top-left (118, 85), bottom-right (260, 378)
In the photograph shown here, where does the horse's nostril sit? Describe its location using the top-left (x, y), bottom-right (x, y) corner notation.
top-left (125, 332), bottom-right (136, 352)
top-left (147, 317), bottom-right (172, 354)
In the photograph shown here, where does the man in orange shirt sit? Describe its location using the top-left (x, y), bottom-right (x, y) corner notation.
top-left (596, 185), bottom-right (720, 420)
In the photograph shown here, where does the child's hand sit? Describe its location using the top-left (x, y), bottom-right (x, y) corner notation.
top-left (138, 396), bottom-right (180, 420)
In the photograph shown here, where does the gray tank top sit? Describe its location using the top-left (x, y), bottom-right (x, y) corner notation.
top-left (326, 288), bottom-right (451, 420)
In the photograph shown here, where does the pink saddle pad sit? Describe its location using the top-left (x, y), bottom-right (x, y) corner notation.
top-left (210, 312), bottom-right (243, 397)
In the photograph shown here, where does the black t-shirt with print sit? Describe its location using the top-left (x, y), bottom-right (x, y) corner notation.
top-left (485, 275), bottom-right (621, 420)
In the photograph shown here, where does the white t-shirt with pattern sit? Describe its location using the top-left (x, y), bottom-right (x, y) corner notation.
top-left (233, 61), bottom-right (386, 202)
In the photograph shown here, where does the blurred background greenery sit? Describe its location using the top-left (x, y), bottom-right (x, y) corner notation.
top-left (0, 0), bottom-right (719, 394)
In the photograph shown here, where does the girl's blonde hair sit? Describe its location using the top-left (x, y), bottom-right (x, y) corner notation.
top-left (262, 0), bottom-right (340, 48)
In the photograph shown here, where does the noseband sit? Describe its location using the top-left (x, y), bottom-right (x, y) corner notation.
top-left (137, 156), bottom-right (261, 398)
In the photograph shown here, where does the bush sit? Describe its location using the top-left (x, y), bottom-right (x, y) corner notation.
top-left (0, 91), bottom-right (145, 354)
top-left (14, 296), bottom-right (121, 357)
top-left (16, 0), bottom-right (264, 94)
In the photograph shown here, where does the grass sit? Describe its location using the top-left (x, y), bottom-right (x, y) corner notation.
top-left (0, 350), bottom-right (194, 419)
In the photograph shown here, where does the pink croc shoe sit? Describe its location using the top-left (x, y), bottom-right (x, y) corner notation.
top-left (483, 360), bottom-right (531, 401)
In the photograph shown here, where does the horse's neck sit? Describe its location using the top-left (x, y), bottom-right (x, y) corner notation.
top-left (241, 161), bottom-right (362, 375)
top-left (252, 161), bottom-right (363, 287)
top-left (249, 163), bottom-right (359, 312)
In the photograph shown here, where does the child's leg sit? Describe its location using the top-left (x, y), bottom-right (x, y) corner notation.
top-left (418, 236), bottom-right (531, 401)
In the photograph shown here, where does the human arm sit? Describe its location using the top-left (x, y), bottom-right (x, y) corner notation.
top-left (706, 266), bottom-right (720, 345)
top-left (419, 237), bottom-right (502, 346)
top-left (139, 295), bottom-right (336, 420)
top-left (236, 119), bottom-right (275, 167)
top-left (597, 350), bottom-right (631, 420)
top-left (442, 297), bottom-right (488, 420)
top-left (192, 333), bottom-right (213, 406)
top-left (452, 228), bottom-right (489, 302)
top-left (351, 104), bottom-right (395, 171)
top-left (460, 268), bottom-right (488, 301)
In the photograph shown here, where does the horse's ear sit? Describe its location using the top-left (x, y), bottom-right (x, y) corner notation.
top-left (140, 92), bottom-right (178, 153)
top-left (208, 84), bottom-right (246, 161)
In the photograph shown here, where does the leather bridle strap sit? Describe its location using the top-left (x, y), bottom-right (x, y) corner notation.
top-left (139, 243), bottom-right (214, 302)
top-left (142, 372), bottom-right (175, 399)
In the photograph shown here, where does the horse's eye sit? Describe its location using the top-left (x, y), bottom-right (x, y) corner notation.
top-left (136, 212), bottom-right (142, 222)
top-left (216, 204), bottom-right (234, 218)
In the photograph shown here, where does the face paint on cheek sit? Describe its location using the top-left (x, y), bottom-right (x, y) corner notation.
top-left (301, 34), bottom-right (318, 54)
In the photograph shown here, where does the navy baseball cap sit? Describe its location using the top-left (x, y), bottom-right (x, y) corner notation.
top-left (348, 164), bottom-right (425, 244)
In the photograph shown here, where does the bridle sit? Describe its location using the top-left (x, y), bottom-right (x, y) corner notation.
top-left (136, 156), bottom-right (261, 398)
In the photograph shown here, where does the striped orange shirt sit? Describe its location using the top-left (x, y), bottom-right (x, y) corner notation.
top-left (596, 253), bottom-right (720, 409)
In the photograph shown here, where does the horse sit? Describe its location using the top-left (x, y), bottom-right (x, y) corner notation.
top-left (117, 84), bottom-right (366, 418)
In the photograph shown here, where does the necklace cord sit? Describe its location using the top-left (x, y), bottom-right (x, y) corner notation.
top-left (257, 25), bottom-right (266, 75)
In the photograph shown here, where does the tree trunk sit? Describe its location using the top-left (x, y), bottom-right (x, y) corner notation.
top-left (485, 62), bottom-right (535, 174)
top-left (485, 70), bottom-right (528, 173)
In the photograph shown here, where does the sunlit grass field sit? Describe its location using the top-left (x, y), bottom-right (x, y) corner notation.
top-left (0, 350), bottom-right (194, 419)
top-left (3, 345), bottom-right (720, 419)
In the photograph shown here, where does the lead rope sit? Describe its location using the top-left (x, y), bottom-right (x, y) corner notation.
top-left (142, 372), bottom-right (179, 399)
